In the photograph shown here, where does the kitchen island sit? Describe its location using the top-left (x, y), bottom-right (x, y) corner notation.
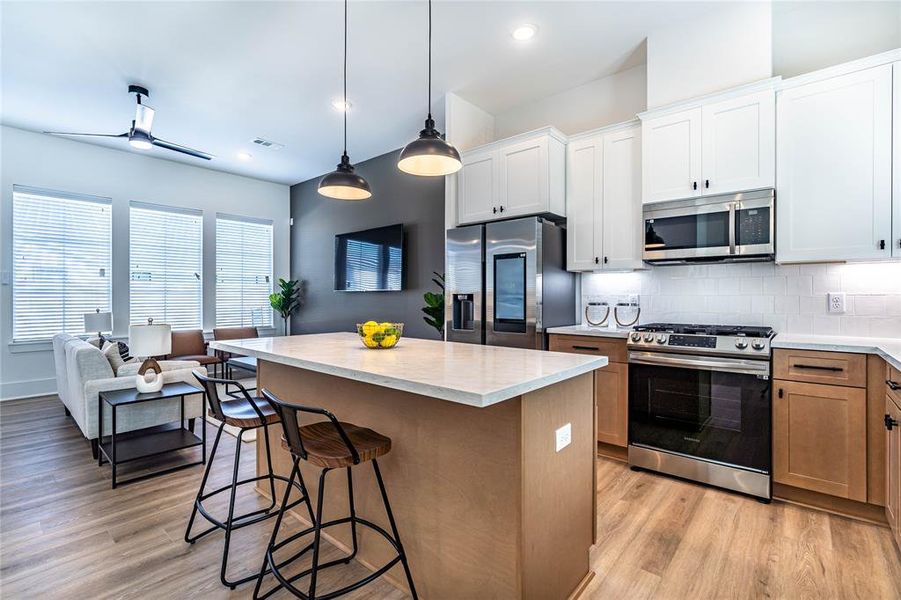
top-left (209, 333), bottom-right (606, 599)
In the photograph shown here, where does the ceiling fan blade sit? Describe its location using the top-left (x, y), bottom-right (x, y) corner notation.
top-left (152, 138), bottom-right (213, 160)
top-left (43, 131), bottom-right (128, 138)
top-left (134, 104), bottom-right (155, 132)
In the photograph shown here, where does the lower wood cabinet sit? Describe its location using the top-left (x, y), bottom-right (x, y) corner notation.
top-left (773, 379), bottom-right (868, 501)
top-left (886, 379), bottom-right (901, 550)
top-left (594, 362), bottom-right (628, 447)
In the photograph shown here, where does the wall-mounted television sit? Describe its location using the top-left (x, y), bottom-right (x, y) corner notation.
top-left (334, 223), bottom-right (404, 292)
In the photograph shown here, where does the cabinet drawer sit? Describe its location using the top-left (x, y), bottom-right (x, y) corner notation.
top-left (773, 349), bottom-right (867, 387)
top-left (549, 335), bottom-right (627, 363)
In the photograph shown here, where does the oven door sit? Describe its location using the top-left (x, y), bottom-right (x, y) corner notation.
top-left (628, 352), bottom-right (771, 473)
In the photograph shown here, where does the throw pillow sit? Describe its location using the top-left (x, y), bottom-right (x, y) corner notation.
top-left (102, 341), bottom-right (126, 375)
top-left (86, 336), bottom-right (103, 348)
top-left (117, 341), bottom-right (132, 362)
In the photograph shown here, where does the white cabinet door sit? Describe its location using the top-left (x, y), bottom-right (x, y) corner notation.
top-left (566, 136), bottom-right (602, 271)
top-left (894, 62), bottom-right (901, 258)
top-left (498, 134), bottom-right (549, 218)
top-left (602, 126), bottom-right (643, 270)
top-left (457, 148), bottom-right (496, 225)
top-left (641, 108), bottom-right (702, 203)
top-left (777, 64), bottom-right (893, 262)
top-left (701, 90), bottom-right (775, 195)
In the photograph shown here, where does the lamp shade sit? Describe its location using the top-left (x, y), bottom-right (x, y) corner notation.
top-left (84, 310), bottom-right (112, 333)
top-left (397, 118), bottom-right (462, 177)
top-left (129, 322), bottom-right (171, 357)
top-left (318, 153), bottom-right (372, 201)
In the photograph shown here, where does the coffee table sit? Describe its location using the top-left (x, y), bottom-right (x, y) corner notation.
top-left (98, 382), bottom-right (205, 488)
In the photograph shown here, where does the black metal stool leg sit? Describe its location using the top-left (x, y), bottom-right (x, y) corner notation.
top-left (220, 428), bottom-right (245, 589)
top-left (253, 458), bottom-right (299, 600)
top-left (308, 467), bottom-right (330, 600)
top-left (373, 459), bottom-right (418, 599)
top-left (345, 466), bottom-right (358, 563)
top-left (185, 423), bottom-right (225, 543)
top-left (263, 423), bottom-right (277, 512)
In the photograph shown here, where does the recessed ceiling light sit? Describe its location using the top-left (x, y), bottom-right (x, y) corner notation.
top-left (331, 97), bottom-right (352, 112)
top-left (237, 151), bottom-right (253, 161)
top-left (512, 24), bottom-right (537, 42)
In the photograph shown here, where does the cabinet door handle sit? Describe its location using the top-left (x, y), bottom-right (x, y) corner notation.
top-left (879, 239), bottom-right (886, 250)
top-left (595, 257), bottom-right (599, 265)
top-left (705, 179), bottom-right (710, 189)
top-left (603, 256), bottom-right (608, 264)
top-left (499, 206), bottom-right (505, 213)
top-left (792, 363), bottom-right (843, 372)
top-left (493, 207), bottom-right (497, 214)
top-left (572, 345), bottom-right (600, 352)
top-left (886, 414), bottom-right (899, 430)
top-left (692, 181), bottom-right (698, 191)
top-left (887, 379), bottom-right (901, 391)
top-left (778, 388), bottom-right (783, 398)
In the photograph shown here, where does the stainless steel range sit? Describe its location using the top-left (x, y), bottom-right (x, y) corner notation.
top-left (627, 323), bottom-right (775, 500)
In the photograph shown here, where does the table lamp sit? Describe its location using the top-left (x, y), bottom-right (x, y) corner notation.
top-left (84, 309), bottom-right (113, 345)
top-left (129, 318), bottom-right (171, 393)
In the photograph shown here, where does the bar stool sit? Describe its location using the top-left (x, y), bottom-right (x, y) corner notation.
top-left (253, 389), bottom-right (418, 600)
top-left (185, 372), bottom-right (310, 589)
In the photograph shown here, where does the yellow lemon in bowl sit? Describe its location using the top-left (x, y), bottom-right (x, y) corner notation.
top-left (380, 334), bottom-right (397, 348)
top-left (361, 321), bottom-right (380, 337)
top-left (356, 322), bottom-right (404, 349)
top-left (363, 336), bottom-right (380, 349)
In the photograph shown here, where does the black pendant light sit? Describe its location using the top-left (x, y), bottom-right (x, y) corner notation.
top-left (397, 0), bottom-right (462, 177)
top-left (319, 0), bottom-right (372, 200)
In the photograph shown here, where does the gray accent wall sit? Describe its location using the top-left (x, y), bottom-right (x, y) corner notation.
top-left (289, 148), bottom-right (445, 340)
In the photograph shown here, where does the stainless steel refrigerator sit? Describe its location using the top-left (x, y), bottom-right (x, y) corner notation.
top-left (445, 217), bottom-right (576, 350)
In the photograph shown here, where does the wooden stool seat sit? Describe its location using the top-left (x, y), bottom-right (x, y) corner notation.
top-left (280, 421), bottom-right (392, 468)
top-left (214, 397), bottom-right (280, 428)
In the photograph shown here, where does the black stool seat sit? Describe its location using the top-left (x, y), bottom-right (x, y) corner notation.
top-left (281, 422), bottom-right (391, 468)
top-left (217, 396), bottom-right (279, 428)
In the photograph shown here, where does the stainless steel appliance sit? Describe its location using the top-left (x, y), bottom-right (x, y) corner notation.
top-left (627, 323), bottom-right (775, 500)
top-left (643, 188), bottom-right (774, 264)
top-left (445, 217), bottom-right (576, 349)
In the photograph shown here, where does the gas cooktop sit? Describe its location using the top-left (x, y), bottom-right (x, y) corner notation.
top-left (628, 322), bottom-right (776, 358)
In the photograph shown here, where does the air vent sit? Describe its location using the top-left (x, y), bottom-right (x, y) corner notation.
top-left (251, 137), bottom-right (285, 151)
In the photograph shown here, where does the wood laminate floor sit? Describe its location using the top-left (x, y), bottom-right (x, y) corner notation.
top-left (1, 396), bottom-right (900, 599)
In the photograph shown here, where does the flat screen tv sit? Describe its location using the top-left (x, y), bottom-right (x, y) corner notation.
top-left (334, 224), bottom-right (404, 292)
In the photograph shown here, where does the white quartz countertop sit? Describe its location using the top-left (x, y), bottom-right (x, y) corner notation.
top-left (773, 333), bottom-right (901, 372)
top-left (546, 325), bottom-right (631, 339)
top-left (210, 333), bottom-right (607, 408)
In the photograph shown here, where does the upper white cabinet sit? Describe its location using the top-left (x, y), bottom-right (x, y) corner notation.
top-left (640, 85), bottom-right (776, 204)
top-left (456, 128), bottom-right (566, 226)
top-left (776, 62), bottom-right (893, 263)
top-left (894, 62), bottom-right (901, 258)
top-left (566, 122), bottom-right (642, 272)
top-left (641, 108), bottom-right (701, 203)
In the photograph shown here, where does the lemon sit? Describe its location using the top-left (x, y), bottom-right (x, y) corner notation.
top-left (361, 321), bottom-right (379, 336)
top-left (380, 334), bottom-right (397, 348)
top-left (379, 322), bottom-right (393, 334)
top-left (363, 336), bottom-right (379, 348)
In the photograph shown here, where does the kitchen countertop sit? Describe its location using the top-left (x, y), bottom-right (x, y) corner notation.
top-left (546, 325), bottom-right (631, 339)
top-left (210, 332), bottom-right (607, 408)
top-left (773, 333), bottom-right (901, 372)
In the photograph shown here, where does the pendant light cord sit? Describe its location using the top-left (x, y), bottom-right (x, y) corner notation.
top-left (427, 0), bottom-right (432, 120)
top-left (343, 0), bottom-right (348, 156)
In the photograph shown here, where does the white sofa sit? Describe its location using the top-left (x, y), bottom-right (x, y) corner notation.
top-left (52, 333), bottom-right (206, 458)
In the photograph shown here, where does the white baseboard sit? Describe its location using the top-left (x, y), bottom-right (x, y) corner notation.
top-left (0, 377), bottom-right (57, 401)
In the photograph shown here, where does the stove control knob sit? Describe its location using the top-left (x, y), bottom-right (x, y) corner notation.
top-left (656, 334), bottom-right (667, 344)
top-left (630, 332), bottom-right (642, 342)
top-left (735, 339), bottom-right (748, 350)
top-left (643, 333), bottom-right (655, 343)
top-left (751, 339), bottom-right (766, 351)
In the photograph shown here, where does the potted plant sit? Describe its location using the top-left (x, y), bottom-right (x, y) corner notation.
top-left (270, 278), bottom-right (303, 335)
top-left (421, 272), bottom-right (445, 339)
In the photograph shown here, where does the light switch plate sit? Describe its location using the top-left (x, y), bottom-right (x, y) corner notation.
top-left (555, 423), bottom-right (572, 452)
top-left (827, 292), bottom-right (846, 314)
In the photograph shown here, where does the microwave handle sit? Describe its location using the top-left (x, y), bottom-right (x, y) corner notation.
top-left (728, 202), bottom-right (737, 255)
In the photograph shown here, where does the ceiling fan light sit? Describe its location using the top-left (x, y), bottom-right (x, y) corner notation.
top-left (318, 154), bottom-right (372, 201)
top-left (397, 119), bottom-right (462, 176)
top-left (129, 129), bottom-right (153, 150)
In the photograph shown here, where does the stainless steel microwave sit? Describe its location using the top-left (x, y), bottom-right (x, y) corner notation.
top-left (643, 189), bottom-right (775, 264)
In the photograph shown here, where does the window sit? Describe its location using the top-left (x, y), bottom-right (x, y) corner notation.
top-left (11, 186), bottom-right (112, 341)
top-left (130, 203), bottom-right (202, 329)
top-left (216, 216), bottom-right (273, 327)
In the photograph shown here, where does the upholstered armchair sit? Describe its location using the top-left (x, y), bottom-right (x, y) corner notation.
top-left (167, 330), bottom-right (223, 376)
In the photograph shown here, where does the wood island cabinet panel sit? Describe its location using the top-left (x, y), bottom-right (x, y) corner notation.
top-left (594, 362), bottom-right (628, 448)
top-left (773, 379), bottom-right (868, 501)
top-left (773, 348), bottom-right (867, 388)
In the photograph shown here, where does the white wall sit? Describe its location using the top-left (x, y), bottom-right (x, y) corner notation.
top-left (773, 1), bottom-right (901, 78)
top-left (494, 64), bottom-right (647, 139)
top-left (580, 262), bottom-right (901, 338)
top-left (646, 2), bottom-right (773, 109)
top-left (0, 126), bottom-right (290, 399)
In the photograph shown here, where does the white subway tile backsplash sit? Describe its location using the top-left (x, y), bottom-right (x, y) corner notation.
top-left (581, 262), bottom-right (901, 335)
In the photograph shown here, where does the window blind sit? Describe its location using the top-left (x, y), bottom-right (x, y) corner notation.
top-left (12, 186), bottom-right (112, 341)
top-left (130, 203), bottom-right (203, 330)
top-left (216, 216), bottom-right (273, 327)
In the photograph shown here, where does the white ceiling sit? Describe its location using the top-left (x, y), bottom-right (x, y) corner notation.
top-left (1, 1), bottom-right (726, 185)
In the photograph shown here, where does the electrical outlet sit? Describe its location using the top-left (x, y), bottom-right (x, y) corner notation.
top-left (555, 423), bottom-right (572, 452)
top-left (828, 292), bottom-right (846, 314)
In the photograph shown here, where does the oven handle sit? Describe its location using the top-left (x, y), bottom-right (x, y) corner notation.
top-left (628, 351), bottom-right (770, 376)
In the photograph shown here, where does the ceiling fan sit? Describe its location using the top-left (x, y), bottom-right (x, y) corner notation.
top-left (43, 85), bottom-right (213, 160)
